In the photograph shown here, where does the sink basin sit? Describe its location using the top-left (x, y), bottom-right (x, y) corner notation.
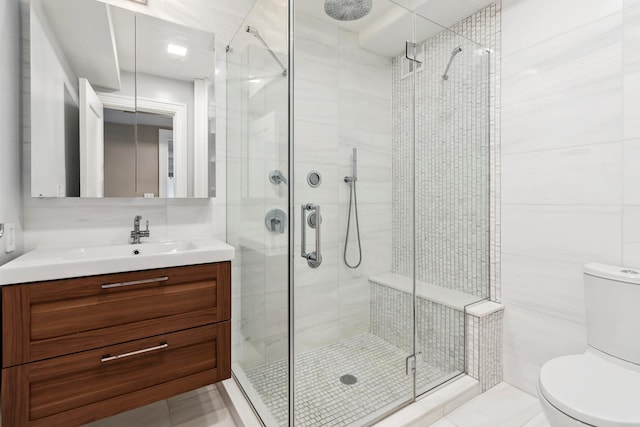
top-left (0, 239), bottom-right (235, 285)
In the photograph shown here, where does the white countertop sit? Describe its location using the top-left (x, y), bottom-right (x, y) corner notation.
top-left (0, 239), bottom-right (235, 286)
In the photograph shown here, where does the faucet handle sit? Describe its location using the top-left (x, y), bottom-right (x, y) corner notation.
top-left (145, 220), bottom-right (149, 231)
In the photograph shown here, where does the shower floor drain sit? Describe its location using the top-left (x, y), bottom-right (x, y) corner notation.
top-left (340, 374), bottom-right (358, 385)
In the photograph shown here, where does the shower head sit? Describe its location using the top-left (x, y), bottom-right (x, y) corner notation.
top-left (442, 46), bottom-right (463, 81)
top-left (324, 0), bottom-right (372, 21)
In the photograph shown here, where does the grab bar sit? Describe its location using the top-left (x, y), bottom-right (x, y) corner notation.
top-left (301, 204), bottom-right (322, 268)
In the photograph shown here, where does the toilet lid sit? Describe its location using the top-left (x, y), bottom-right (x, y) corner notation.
top-left (539, 352), bottom-right (640, 427)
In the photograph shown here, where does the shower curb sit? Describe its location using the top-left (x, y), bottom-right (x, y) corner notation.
top-left (373, 375), bottom-right (480, 427)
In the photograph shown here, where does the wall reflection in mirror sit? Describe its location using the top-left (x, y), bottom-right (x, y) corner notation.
top-left (30, 0), bottom-right (216, 198)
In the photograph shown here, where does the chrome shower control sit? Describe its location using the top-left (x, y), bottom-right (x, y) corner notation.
top-left (307, 212), bottom-right (322, 229)
top-left (269, 170), bottom-right (288, 185)
top-left (265, 209), bottom-right (287, 233)
top-left (307, 171), bottom-right (322, 188)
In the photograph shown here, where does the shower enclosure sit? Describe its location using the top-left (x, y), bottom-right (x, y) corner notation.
top-left (226, 0), bottom-right (491, 425)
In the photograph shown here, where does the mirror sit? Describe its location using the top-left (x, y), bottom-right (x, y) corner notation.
top-left (29, 0), bottom-right (216, 198)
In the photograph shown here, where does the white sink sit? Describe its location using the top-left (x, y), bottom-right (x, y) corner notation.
top-left (0, 239), bottom-right (235, 285)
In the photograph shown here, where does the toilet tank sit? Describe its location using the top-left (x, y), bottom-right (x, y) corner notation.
top-left (584, 263), bottom-right (640, 364)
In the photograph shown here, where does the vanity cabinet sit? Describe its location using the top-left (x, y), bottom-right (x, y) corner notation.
top-left (1, 262), bottom-right (231, 426)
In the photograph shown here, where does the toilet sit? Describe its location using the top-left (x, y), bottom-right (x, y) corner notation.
top-left (537, 263), bottom-right (640, 427)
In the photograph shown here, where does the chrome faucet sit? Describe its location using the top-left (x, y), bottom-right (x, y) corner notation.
top-left (131, 215), bottom-right (150, 244)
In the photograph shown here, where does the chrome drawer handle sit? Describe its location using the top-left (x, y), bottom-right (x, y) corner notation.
top-left (101, 343), bottom-right (168, 362)
top-left (101, 276), bottom-right (169, 289)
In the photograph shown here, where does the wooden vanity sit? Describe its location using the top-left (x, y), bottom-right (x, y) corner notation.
top-left (1, 261), bottom-right (231, 426)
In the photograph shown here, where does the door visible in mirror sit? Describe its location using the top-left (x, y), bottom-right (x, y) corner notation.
top-left (29, 0), bottom-right (216, 198)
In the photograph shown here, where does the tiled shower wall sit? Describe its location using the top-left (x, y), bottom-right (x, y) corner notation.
top-left (229, 10), bottom-right (394, 371)
top-left (290, 13), bottom-right (394, 356)
top-left (392, 3), bottom-right (501, 301)
top-left (370, 282), bottom-right (465, 375)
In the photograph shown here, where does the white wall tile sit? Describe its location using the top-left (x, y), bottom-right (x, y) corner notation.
top-left (503, 304), bottom-right (587, 395)
top-left (502, 142), bottom-right (622, 205)
top-left (622, 206), bottom-right (640, 267)
top-left (339, 90), bottom-right (392, 135)
top-left (502, 205), bottom-right (622, 265)
top-left (623, 139), bottom-right (640, 204)
top-left (502, 13), bottom-right (622, 106)
top-left (0, 0), bottom-right (23, 266)
top-left (294, 120), bottom-right (340, 165)
top-left (502, 78), bottom-right (623, 154)
top-left (293, 13), bottom-right (339, 48)
top-left (501, 0), bottom-right (623, 56)
top-left (624, 4), bottom-right (640, 140)
top-left (624, 1), bottom-right (640, 70)
top-left (623, 72), bottom-right (640, 140)
top-left (501, 253), bottom-right (586, 324)
top-left (295, 36), bottom-right (338, 87)
top-left (295, 79), bottom-right (339, 127)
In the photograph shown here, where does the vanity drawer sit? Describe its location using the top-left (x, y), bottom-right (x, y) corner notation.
top-left (2, 262), bottom-right (231, 366)
top-left (2, 321), bottom-right (230, 427)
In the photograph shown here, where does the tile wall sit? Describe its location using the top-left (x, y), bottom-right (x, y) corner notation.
top-left (0, 0), bottom-right (23, 265)
top-left (466, 304), bottom-right (504, 392)
top-left (501, 0), bottom-right (639, 395)
top-left (292, 14), bottom-right (394, 355)
top-left (370, 281), bottom-right (465, 375)
top-left (391, 3), bottom-right (500, 300)
top-left (229, 10), bottom-right (394, 370)
top-left (0, 0), bottom-right (24, 266)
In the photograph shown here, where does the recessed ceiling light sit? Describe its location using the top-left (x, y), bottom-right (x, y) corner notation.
top-left (167, 44), bottom-right (187, 56)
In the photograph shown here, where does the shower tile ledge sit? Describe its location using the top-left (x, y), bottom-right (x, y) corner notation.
top-left (369, 273), bottom-right (483, 311)
top-left (374, 375), bottom-right (480, 427)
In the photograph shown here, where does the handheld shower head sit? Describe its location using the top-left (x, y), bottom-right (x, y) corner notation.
top-left (324, 0), bottom-right (372, 21)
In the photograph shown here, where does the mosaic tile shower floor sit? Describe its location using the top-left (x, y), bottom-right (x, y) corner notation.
top-left (246, 333), bottom-right (455, 426)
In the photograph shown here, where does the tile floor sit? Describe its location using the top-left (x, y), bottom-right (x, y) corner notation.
top-left (80, 385), bottom-right (236, 427)
top-left (245, 333), bottom-right (451, 427)
top-left (75, 379), bottom-right (548, 427)
top-left (430, 382), bottom-right (550, 427)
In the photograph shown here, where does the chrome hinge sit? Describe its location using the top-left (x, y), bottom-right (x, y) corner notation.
top-left (406, 351), bottom-right (424, 375)
top-left (405, 41), bottom-right (422, 64)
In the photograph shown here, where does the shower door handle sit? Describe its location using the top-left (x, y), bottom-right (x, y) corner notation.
top-left (301, 204), bottom-right (322, 268)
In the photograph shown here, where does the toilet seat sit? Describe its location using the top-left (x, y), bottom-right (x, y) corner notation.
top-left (538, 350), bottom-right (640, 427)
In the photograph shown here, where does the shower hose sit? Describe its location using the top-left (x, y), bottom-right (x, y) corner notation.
top-left (344, 180), bottom-right (362, 269)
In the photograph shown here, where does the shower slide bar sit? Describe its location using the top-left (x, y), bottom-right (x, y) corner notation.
top-left (246, 26), bottom-right (288, 77)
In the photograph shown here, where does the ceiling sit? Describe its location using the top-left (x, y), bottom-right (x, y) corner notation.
top-left (38, 0), bottom-right (215, 91)
top-left (38, 0), bottom-right (496, 87)
top-left (296, 0), bottom-right (496, 57)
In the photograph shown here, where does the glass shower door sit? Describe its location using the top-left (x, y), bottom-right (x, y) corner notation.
top-left (411, 13), bottom-right (491, 397)
top-left (291, 2), bottom-right (418, 425)
top-left (226, 0), bottom-right (290, 425)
